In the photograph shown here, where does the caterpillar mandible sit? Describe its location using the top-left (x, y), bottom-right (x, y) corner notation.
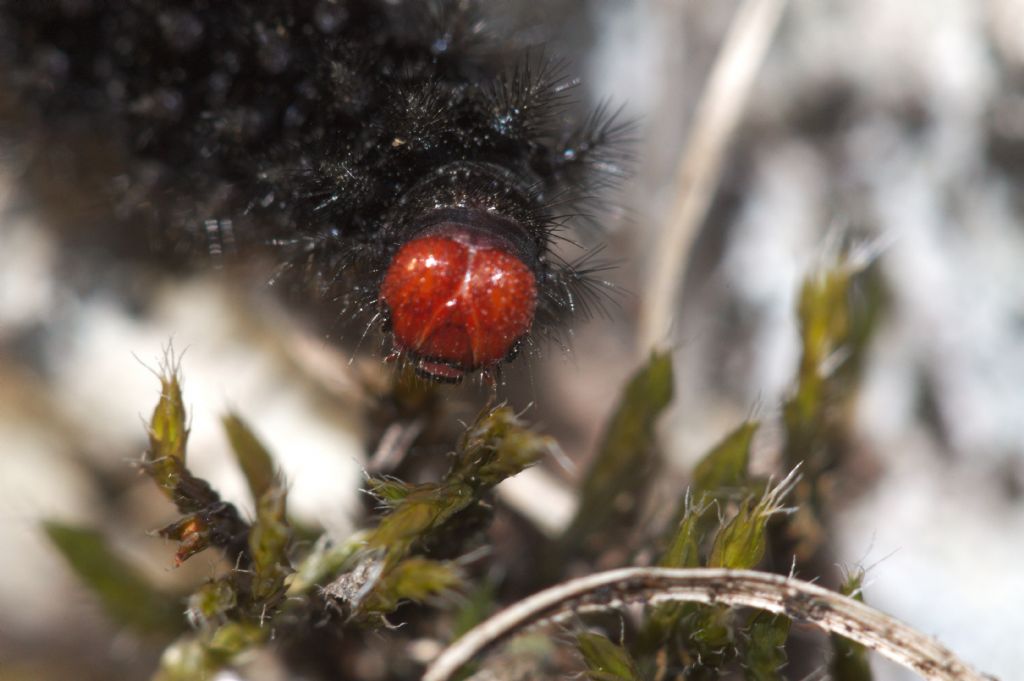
top-left (0, 0), bottom-right (627, 383)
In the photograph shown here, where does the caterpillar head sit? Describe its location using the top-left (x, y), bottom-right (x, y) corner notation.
top-left (380, 210), bottom-right (539, 383)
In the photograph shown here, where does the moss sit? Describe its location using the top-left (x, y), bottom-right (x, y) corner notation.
top-left (42, 259), bottom-right (886, 681)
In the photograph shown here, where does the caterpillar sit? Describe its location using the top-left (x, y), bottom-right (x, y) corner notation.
top-left (0, 0), bottom-right (627, 384)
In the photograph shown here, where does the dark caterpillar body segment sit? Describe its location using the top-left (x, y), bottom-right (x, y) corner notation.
top-left (0, 0), bottom-right (626, 382)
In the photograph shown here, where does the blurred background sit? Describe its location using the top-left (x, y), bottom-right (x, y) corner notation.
top-left (1, 0), bottom-right (1021, 679)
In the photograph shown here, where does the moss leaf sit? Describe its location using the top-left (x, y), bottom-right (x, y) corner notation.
top-left (186, 579), bottom-right (236, 630)
top-left (366, 477), bottom-right (419, 507)
top-left (285, 533), bottom-right (366, 597)
top-left (567, 351), bottom-right (674, 545)
top-left (708, 498), bottom-right (766, 570)
top-left (362, 557), bottom-right (461, 615)
top-left (248, 485), bottom-right (291, 605)
top-left (831, 570), bottom-right (873, 681)
top-left (693, 421), bottom-right (758, 497)
top-left (708, 469), bottom-right (799, 570)
top-left (368, 406), bottom-right (551, 564)
top-left (144, 363), bottom-right (190, 501)
top-left (142, 365), bottom-right (248, 566)
top-left (222, 412), bottom-right (276, 503)
top-left (43, 521), bottom-right (182, 634)
top-left (744, 611), bottom-right (790, 681)
top-left (659, 495), bottom-right (704, 568)
top-left (451, 405), bottom-right (554, 487)
top-left (154, 623), bottom-right (266, 681)
top-left (576, 632), bottom-right (643, 681)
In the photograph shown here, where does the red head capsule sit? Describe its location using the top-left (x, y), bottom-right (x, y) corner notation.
top-left (379, 226), bottom-right (538, 382)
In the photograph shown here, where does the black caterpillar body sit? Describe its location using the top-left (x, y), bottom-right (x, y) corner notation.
top-left (0, 0), bottom-right (626, 381)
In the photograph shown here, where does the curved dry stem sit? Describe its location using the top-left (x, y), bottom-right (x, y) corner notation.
top-left (638, 0), bottom-right (788, 353)
top-left (423, 567), bottom-right (992, 681)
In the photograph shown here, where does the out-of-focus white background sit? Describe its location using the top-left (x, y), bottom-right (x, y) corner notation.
top-left (1, 1), bottom-right (1021, 679)
top-left (580, 0), bottom-right (1024, 677)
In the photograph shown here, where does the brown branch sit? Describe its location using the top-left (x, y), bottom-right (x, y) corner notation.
top-left (422, 567), bottom-right (993, 681)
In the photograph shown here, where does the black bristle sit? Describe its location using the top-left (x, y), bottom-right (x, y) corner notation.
top-left (0, 0), bottom-right (628, 379)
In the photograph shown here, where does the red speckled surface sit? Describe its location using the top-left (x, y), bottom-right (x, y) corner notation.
top-left (380, 233), bottom-right (537, 378)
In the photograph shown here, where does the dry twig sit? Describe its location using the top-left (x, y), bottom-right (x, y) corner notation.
top-left (423, 567), bottom-right (992, 681)
top-left (638, 0), bottom-right (788, 352)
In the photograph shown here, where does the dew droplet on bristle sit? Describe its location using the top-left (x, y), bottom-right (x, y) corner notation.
top-left (379, 230), bottom-right (538, 382)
